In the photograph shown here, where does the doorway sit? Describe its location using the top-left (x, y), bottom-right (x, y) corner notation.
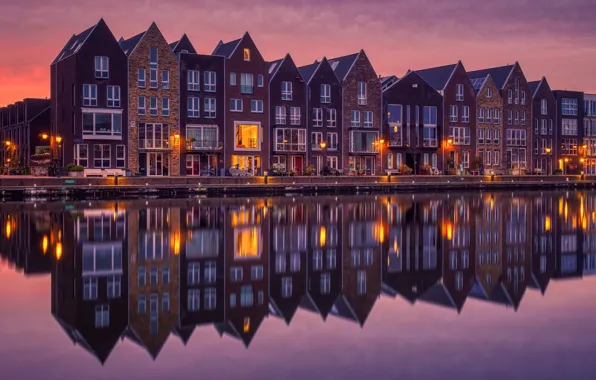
top-left (147, 152), bottom-right (165, 176)
top-left (291, 156), bottom-right (304, 175)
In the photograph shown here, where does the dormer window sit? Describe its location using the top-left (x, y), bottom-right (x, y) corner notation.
top-left (94, 56), bottom-right (109, 79)
top-left (244, 48), bottom-right (251, 61)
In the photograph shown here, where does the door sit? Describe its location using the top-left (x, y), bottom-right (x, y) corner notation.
top-left (365, 156), bottom-right (374, 175)
top-left (292, 156), bottom-right (304, 175)
top-left (148, 152), bottom-right (163, 176)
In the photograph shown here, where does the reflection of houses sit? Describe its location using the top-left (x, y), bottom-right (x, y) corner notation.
top-left (382, 197), bottom-right (441, 304)
top-left (268, 202), bottom-right (308, 324)
top-left (583, 194), bottom-right (596, 276)
top-left (52, 207), bottom-right (128, 364)
top-left (529, 195), bottom-right (557, 294)
top-left (177, 204), bottom-right (225, 344)
top-left (126, 205), bottom-right (180, 358)
top-left (216, 203), bottom-right (269, 347)
top-left (419, 197), bottom-right (475, 312)
top-left (553, 195), bottom-right (583, 279)
top-left (330, 199), bottom-right (382, 326)
top-left (300, 200), bottom-right (342, 320)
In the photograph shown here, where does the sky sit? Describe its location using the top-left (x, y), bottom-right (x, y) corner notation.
top-left (1, 0), bottom-right (596, 106)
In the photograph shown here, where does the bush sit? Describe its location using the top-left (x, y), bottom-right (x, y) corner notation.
top-left (554, 168), bottom-right (563, 175)
top-left (303, 164), bottom-right (316, 176)
top-left (399, 164), bottom-right (413, 175)
top-left (66, 163), bottom-right (84, 172)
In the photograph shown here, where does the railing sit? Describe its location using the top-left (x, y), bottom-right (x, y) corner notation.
top-left (241, 85), bottom-right (254, 94)
top-left (350, 146), bottom-right (377, 153)
top-left (423, 139), bottom-right (438, 147)
top-left (139, 139), bottom-right (169, 149)
top-left (187, 140), bottom-right (221, 150)
top-left (275, 144), bottom-right (307, 152)
top-left (389, 136), bottom-right (403, 147)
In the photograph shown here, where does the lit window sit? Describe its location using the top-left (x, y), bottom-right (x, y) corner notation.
top-left (244, 48), bottom-right (251, 61)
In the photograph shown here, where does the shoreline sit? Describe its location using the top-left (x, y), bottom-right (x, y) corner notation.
top-left (0, 174), bottom-right (595, 200)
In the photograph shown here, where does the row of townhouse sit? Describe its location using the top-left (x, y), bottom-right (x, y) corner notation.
top-left (2, 18), bottom-right (596, 176)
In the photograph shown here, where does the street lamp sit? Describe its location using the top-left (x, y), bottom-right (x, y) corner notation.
top-left (375, 139), bottom-right (385, 175)
top-left (564, 157), bottom-right (569, 175)
top-left (41, 133), bottom-right (48, 140)
top-left (55, 136), bottom-right (63, 168)
top-left (319, 141), bottom-right (327, 175)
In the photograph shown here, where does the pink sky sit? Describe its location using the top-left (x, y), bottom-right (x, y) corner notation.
top-left (1, 0), bottom-right (596, 106)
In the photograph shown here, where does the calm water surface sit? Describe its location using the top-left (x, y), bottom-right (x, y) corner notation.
top-left (0, 191), bottom-right (595, 380)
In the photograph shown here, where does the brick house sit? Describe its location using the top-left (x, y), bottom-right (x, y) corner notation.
top-left (51, 19), bottom-right (128, 171)
top-left (468, 63), bottom-right (532, 173)
top-left (329, 50), bottom-right (382, 175)
top-left (212, 32), bottom-right (269, 175)
top-left (120, 22), bottom-right (180, 176)
top-left (584, 93), bottom-right (596, 174)
top-left (0, 98), bottom-right (50, 167)
top-left (553, 90), bottom-right (585, 174)
top-left (416, 62), bottom-right (477, 173)
top-left (298, 58), bottom-right (343, 174)
top-left (382, 71), bottom-right (443, 174)
top-left (175, 36), bottom-right (226, 176)
top-left (268, 54), bottom-right (307, 175)
top-left (471, 74), bottom-right (503, 174)
top-left (528, 77), bottom-right (557, 174)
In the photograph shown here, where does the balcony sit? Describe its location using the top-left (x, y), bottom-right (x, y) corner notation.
top-left (423, 139), bottom-right (438, 148)
top-left (389, 136), bottom-right (403, 147)
top-left (139, 139), bottom-right (169, 150)
top-left (187, 139), bottom-right (221, 151)
top-left (241, 85), bottom-right (254, 94)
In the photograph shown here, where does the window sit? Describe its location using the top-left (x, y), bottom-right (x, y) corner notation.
top-left (449, 105), bottom-right (458, 122)
top-left (282, 81), bottom-right (292, 100)
top-left (351, 110), bottom-right (360, 127)
top-left (241, 73), bottom-right (254, 94)
top-left (230, 72), bottom-right (236, 86)
top-left (162, 98), bottom-right (169, 116)
top-left (251, 100), bottom-right (264, 113)
top-left (562, 98), bottom-right (578, 116)
top-left (562, 119), bottom-right (578, 136)
top-left (138, 96), bottom-right (146, 115)
top-left (188, 289), bottom-right (200, 311)
top-left (486, 108), bottom-right (491, 122)
top-left (150, 266), bottom-right (158, 285)
top-left (357, 270), bottom-right (366, 295)
top-left (327, 108), bottom-right (336, 127)
top-left (204, 288), bottom-right (216, 310)
top-left (541, 99), bottom-right (548, 115)
top-left (107, 86), bottom-right (120, 108)
top-left (321, 84), bottom-right (331, 103)
top-left (251, 265), bottom-right (263, 280)
top-left (484, 149), bottom-right (491, 166)
top-left (327, 132), bottom-right (338, 150)
top-left (462, 106), bottom-right (470, 123)
top-left (162, 292), bottom-right (170, 311)
top-left (312, 108), bottom-right (323, 127)
top-left (450, 127), bottom-right (471, 145)
top-left (387, 153), bottom-right (393, 169)
top-left (240, 285), bottom-right (254, 307)
top-left (462, 151), bottom-right (470, 168)
top-left (508, 89), bottom-right (513, 104)
top-left (290, 107), bottom-right (300, 125)
top-left (94, 56), bottom-right (109, 78)
top-left (204, 98), bottom-right (216, 118)
top-left (188, 262), bottom-right (200, 284)
top-left (138, 68), bottom-right (146, 88)
top-left (515, 110), bottom-right (519, 125)
top-left (139, 123), bottom-right (170, 149)
top-left (162, 265), bottom-right (170, 285)
top-left (188, 70), bottom-right (200, 91)
top-left (83, 84), bottom-right (97, 106)
top-left (83, 112), bottom-right (122, 137)
top-left (493, 109), bottom-right (499, 124)
top-left (244, 48), bottom-right (251, 61)
top-left (138, 267), bottom-right (146, 286)
top-left (358, 81), bottom-right (367, 105)
top-left (478, 108), bottom-right (484, 123)
top-left (150, 47), bottom-right (158, 65)
top-left (364, 111), bottom-right (373, 128)
top-left (84, 278), bottom-right (98, 300)
top-left (74, 144), bottom-right (88, 167)
top-left (321, 273), bottom-right (331, 294)
top-left (204, 71), bottom-right (216, 92)
top-left (521, 111), bottom-right (526, 125)
top-left (116, 145), bottom-right (125, 168)
top-left (350, 130), bottom-right (379, 153)
top-left (311, 132), bottom-right (323, 149)
top-left (202, 261), bottom-right (216, 284)
top-left (542, 119), bottom-right (548, 135)
top-left (521, 90), bottom-right (526, 105)
top-left (423, 106), bottom-right (438, 147)
top-left (161, 70), bottom-right (169, 89)
top-left (456, 84), bottom-right (464, 101)
top-left (478, 128), bottom-right (484, 145)
top-left (235, 123), bottom-right (260, 150)
top-left (282, 277), bottom-right (292, 298)
top-left (95, 305), bottom-right (109, 328)
top-left (230, 99), bottom-right (243, 112)
top-left (93, 145), bottom-right (111, 168)
top-left (487, 87), bottom-right (492, 98)
top-left (150, 97), bottom-right (158, 116)
top-left (138, 294), bottom-right (146, 313)
top-left (188, 97), bottom-right (200, 117)
top-left (257, 74), bottom-right (264, 87)
top-left (508, 110), bottom-right (513, 125)
top-left (150, 68), bottom-right (158, 88)
top-left (275, 106), bottom-right (286, 124)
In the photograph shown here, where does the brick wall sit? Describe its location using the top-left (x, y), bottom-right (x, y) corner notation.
top-left (476, 77), bottom-right (503, 171)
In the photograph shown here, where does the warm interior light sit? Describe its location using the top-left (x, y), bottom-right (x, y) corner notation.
top-left (545, 216), bottom-right (551, 232)
top-left (319, 226), bottom-right (326, 247)
top-left (174, 134), bottom-right (180, 139)
top-left (41, 133), bottom-right (48, 140)
top-left (5, 141), bottom-right (11, 146)
top-left (42, 235), bottom-right (49, 254)
top-left (56, 136), bottom-right (62, 144)
top-left (55, 242), bottom-right (63, 260)
top-left (243, 317), bottom-right (250, 332)
top-left (5, 221), bottom-right (11, 239)
top-left (235, 227), bottom-right (261, 258)
top-left (379, 139), bottom-right (385, 144)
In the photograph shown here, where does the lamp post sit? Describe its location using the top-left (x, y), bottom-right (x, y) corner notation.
top-left (319, 140), bottom-right (327, 175)
top-left (545, 147), bottom-right (552, 175)
top-left (564, 157), bottom-right (569, 175)
top-left (55, 136), bottom-right (63, 168)
top-left (442, 138), bottom-right (453, 175)
top-left (374, 138), bottom-right (385, 175)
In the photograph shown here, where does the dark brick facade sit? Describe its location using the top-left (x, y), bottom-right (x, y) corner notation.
top-left (475, 76), bottom-right (503, 174)
top-left (530, 78), bottom-right (557, 174)
top-left (553, 90), bottom-right (585, 174)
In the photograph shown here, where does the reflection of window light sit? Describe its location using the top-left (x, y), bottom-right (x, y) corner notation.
top-left (243, 317), bottom-right (250, 332)
top-left (545, 216), bottom-right (551, 231)
top-left (55, 242), bottom-right (63, 260)
top-left (319, 226), bottom-right (326, 247)
top-left (234, 227), bottom-right (262, 258)
top-left (42, 235), bottom-right (48, 254)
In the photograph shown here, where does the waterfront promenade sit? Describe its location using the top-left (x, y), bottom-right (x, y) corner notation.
top-left (0, 174), bottom-right (594, 199)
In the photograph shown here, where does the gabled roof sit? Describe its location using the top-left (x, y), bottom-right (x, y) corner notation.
top-left (327, 51), bottom-right (360, 82)
top-left (169, 34), bottom-right (197, 54)
top-left (52, 20), bottom-right (100, 65)
top-left (415, 63), bottom-right (459, 91)
top-left (470, 76), bottom-right (489, 91)
top-left (381, 75), bottom-right (399, 92)
top-left (417, 282), bottom-right (461, 312)
top-left (172, 326), bottom-right (195, 345)
top-left (528, 80), bottom-right (540, 96)
top-left (297, 60), bottom-right (322, 84)
top-left (468, 64), bottom-right (515, 90)
top-left (212, 33), bottom-right (244, 58)
top-left (268, 57), bottom-right (285, 78)
top-left (118, 31), bottom-right (146, 56)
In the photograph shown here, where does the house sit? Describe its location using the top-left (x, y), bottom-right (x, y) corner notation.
top-left (583, 193), bottom-right (596, 276)
top-left (176, 37), bottom-right (226, 176)
top-left (382, 70), bottom-right (443, 174)
top-left (468, 63), bottom-right (532, 173)
top-left (216, 202), bottom-right (269, 347)
top-left (553, 194), bottom-right (584, 280)
top-left (0, 99), bottom-right (50, 167)
top-left (268, 54), bottom-right (308, 175)
top-left (471, 75), bottom-right (503, 174)
top-left (584, 93), bottom-right (596, 175)
top-left (553, 90), bottom-right (585, 175)
top-left (328, 50), bottom-right (382, 175)
top-left (268, 200), bottom-right (308, 324)
top-left (528, 77), bottom-right (557, 174)
top-left (298, 58), bottom-right (343, 174)
top-left (120, 22), bottom-right (180, 177)
top-left (126, 204), bottom-right (180, 359)
top-left (529, 195), bottom-right (557, 295)
top-left (52, 207), bottom-right (128, 364)
top-left (416, 62), bottom-right (477, 173)
top-left (212, 32), bottom-right (269, 175)
top-left (50, 19), bottom-right (128, 172)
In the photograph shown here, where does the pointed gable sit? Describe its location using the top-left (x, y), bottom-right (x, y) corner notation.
top-left (119, 31), bottom-right (146, 56)
top-left (269, 53), bottom-right (301, 82)
top-left (297, 60), bottom-right (322, 84)
top-left (170, 34), bottom-right (197, 55)
top-left (212, 37), bottom-right (242, 58)
top-left (52, 20), bottom-right (102, 64)
top-left (327, 51), bottom-right (360, 82)
top-left (268, 57), bottom-right (285, 78)
top-left (468, 64), bottom-right (515, 90)
top-left (415, 63), bottom-right (458, 91)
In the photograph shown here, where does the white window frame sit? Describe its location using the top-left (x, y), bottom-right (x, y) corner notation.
top-left (188, 70), bottom-right (200, 91)
top-left (364, 111), bottom-right (373, 128)
top-left (358, 81), bottom-right (367, 105)
top-left (327, 108), bottom-right (336, 128)
top-left (150, 96), bottom-right (158, 116)
top-left (462, 106), bottom-right (470, 123)
top-left (449, 105), bottom-right (458, 122)
top-left (241, 73), bottom-right (254, 94)
top-left (282, 81), bottom-right (292, 101)
top-left (311, 132), bottom-right (323, 150)
top-left (161, 70), bottom-right (169, 89)
top-left (138, 96), bottom-right (146, 115)
top-left (321, 84), bottom-right (331, 103)
top-left (275, 106), bottom-right (287, 124)
top-left (313, 108), bottom-right (323, 127)
top-left (290, 107), bottom-right (300, 125)
top-left (204, 98), bottom-right (216, 118)
top-left (230, 72), bottom-right (236, 86)
top-left (116, 144), bottom-right (125, 168)
top-left (351, 110), bottom-right (360, 127)
top-left (74, 144), bottom-right (88, 167)
top-left (107, 85), bottom-right (120, 108)
top-left (541, 99), bottom-right (548, 115)
top-left (95, 305), bottom-right (109, 328)
top-left (204, 71), bottom-right (216, 92)
top-left (478, 108), bottom-right (484, 123)
top-left (327, 132), bottom-right (338, 150)
top-left (161, 98), bottom-right (169, 116)
top-left (83, 84), bottom-right (97, 106)
top-left (138, 68), bottom-right (146, 88)
top-left (230, 99), bottom-right (243, 112)
top-left (150, 68), bottom-right (158, 89)
top-left (93, 144), bottom-right (112, 168)
top-left (456, 84), bottom-right (464, 101)
top-left (188, 97), bottom-right (200, 117)
top-left (94, 56), bottom-right (109, 79)
top-left (251, 100), bottom-right (264, 113)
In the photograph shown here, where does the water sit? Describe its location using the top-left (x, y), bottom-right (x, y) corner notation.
top-left (0, 191), bottom-right (595, 380)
